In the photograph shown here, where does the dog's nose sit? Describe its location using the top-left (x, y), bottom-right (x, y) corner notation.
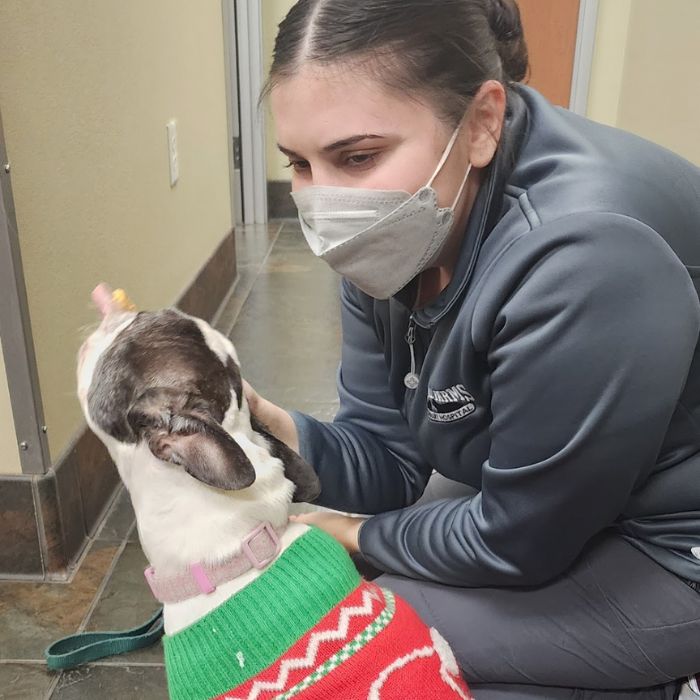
top-left (91, 284), bottom-right (137, 329)
top-left (92, 283), bottom-right (115, 318)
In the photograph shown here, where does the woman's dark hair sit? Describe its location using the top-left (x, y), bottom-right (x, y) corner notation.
top-left (263, 0), bottom-right (529, 125)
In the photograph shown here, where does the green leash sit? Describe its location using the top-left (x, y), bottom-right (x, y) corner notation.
top-left (44, 607), bottom-right (164, 671)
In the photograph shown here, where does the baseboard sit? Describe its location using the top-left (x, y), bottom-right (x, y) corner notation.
top-left (267, 180), bottom-right (296, 220)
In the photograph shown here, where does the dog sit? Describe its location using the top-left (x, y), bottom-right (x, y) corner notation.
top-left (77, 283), bottom-right (472, 700)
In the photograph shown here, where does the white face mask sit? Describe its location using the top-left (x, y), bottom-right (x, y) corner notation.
top-left (291, 126), bottom-right (472, 300)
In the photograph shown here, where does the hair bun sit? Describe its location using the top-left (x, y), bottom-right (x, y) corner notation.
top-left (488, 0), bottom-right (529, 83)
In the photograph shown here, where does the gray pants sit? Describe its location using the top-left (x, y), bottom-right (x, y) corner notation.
top-left (375, 476), bottom-right (700, 699)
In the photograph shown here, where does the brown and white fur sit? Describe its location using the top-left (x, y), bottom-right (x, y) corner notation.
top-left (76, 285), bottom-right (321, 635)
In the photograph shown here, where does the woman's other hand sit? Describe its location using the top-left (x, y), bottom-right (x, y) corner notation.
top-left (290, 512), bottom-right (366, 554)
top-left (243, 379), bottom-right (300, 453)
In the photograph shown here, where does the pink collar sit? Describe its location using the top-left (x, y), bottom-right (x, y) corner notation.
top-left (144, 521), bottom-right (283, 604)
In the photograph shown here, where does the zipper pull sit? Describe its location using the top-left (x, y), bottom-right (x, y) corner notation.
top-left (404, 317), bottom-right (420, 390)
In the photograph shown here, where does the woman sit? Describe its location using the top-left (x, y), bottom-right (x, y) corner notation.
top-left (247, 0), bottom-right (700, 696)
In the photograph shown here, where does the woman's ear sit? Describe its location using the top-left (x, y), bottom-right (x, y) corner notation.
top-left (250, 415), bottom-right (322, 503)
top-left (465, 80), bottom-right (507, 169)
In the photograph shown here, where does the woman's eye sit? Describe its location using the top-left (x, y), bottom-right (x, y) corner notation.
top-left (344, 153), bottom-right (378, 169)
top-left (285, 160), bottom-right (310, 174)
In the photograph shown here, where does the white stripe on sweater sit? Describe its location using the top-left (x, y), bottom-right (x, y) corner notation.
top-left (367, 628), bottom-right (471, 700)
top-left (227, 588), bottom-right (380, 700)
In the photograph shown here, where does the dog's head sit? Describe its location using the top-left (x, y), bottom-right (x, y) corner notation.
top-left (77, 284), bottom-right (320, 502)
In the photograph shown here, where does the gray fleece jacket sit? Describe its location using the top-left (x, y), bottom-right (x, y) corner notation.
top-left (292, 85), bottom-right (700, 587)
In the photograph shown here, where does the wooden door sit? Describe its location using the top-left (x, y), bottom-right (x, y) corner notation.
top-left (516, 0), bottom-right (581, 107)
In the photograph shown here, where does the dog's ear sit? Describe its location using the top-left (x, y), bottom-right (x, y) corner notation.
top-left (147, 419), bottom-right (256, 491)
top-left (250, 416), bottom-right (321, 503)
top-left (127, 388), bottom-right (256, 491)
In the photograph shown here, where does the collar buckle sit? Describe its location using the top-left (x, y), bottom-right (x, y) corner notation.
top-left (241, 521), bottom-right (282, 570)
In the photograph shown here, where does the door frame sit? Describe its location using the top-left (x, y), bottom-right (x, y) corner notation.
top-left (0, 109), bottom-right (50, 475)
top-left (222, 0), bottom-right (244, 227)
top-left (227, 0), bottom-right (268, 225)
top-left (569, 0), bottom-right (600, 115)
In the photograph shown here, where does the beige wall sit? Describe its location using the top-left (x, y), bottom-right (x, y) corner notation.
top-left (0, 0), bottom-right (233, 464)
top-left (587, 0), bottom-right (633, 128)
top-left (615, 0), bottom-right (700, 165)
top-left (589, 0), bottom-right (700, 165)
top-left (0, 346), bottom-right (22, 475)
top-left (263, 0), bottom-right (296, 183)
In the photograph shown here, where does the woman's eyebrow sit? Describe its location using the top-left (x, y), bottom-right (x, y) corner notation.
top-left (277, 134), bottom-right (386, 159)
top-left (321, 134), bottom-right (385, 152)
top-left (278, 144), bottom-right (302, 158)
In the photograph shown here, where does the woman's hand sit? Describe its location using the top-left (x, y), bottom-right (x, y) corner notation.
top-left (243, 380), bottom-right (300, 453)
top-left (244, 383), bottom-right (366, 553)
top-left (290, 512), bottom-right (366, 554)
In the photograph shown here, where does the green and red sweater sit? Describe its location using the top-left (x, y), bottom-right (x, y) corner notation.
top-left (163, 527), bottom-right (472, 700)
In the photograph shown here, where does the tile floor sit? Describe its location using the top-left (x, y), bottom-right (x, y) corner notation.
top-left (0, 221), bottom-right (342, 699)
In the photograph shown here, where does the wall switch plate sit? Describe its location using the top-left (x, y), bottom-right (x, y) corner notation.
top-left (166, 120), bottom-right (179, 187)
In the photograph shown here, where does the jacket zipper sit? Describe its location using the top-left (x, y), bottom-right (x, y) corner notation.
top-left (404, 316), bottom-right (420, 390)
